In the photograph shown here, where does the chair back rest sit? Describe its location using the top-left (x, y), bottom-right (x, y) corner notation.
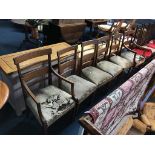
top-left (80, 59), bottom-right (155, 135)
top-left (14, 49), bottom-right (52, 87)
top-left (79, 39), bottom-right (97, 72)
top-left (96, 36), bottom-right (110, 62)
top-left (126, 19), bottom-right (136, 30)
top-left (109, 33), bottom-right (123, 56)
top-left (121, 28), bottom-right (138, 50)
top-left (111, 20), bottom-right (124, 34)
top-left (57, 45), bottom-right (78, 77)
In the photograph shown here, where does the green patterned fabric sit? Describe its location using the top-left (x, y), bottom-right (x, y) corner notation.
top-left (121, 50), bottom-right (145, 65)
top-left (82, 66), bottom-right (113, 86)
top-left (62, 75), bottom-right (97, 103)
top-left (97, 60), bottom-right (123, 77)
top-left (110, 55), bottom-right (133, 69)
top-left (26, 85), bottom-right (75, 127)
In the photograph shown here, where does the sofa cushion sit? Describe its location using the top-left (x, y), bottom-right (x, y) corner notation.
top-left (62, 75), bottom-right (97, 103)
top-left (110, 55), bottom-right (133, 69)
top-left (26, 85), bottom-right (75, 127)
top-left (82, 66), bottom-right (113, 86)
top-left (97, 60), bottom-right (123, 77)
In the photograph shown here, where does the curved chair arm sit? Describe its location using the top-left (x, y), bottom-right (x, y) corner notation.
top-left (133, 42), bottom-right (150, 51)
top-left (122, 43), bottom-right (137, 65)
top-left (22, 80), bottom-right (46, 124)
top-left (51, 67), bottom-right (78, 102)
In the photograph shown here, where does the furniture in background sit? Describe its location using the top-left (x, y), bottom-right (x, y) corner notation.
top-left (98, 20), bottom-right (124, 35)
top-left (0, 80), bottom-right (9, 109)
top-left (85, 19), bottom-right (108, 37)
top-left (79, 59), bottom-right (155, 134)
top-left (13, 49), bottom-right (76, 134)
top-left (0, 42), bottom-right (71, 116)
top-left (44, 19), bottom-right (86, 45)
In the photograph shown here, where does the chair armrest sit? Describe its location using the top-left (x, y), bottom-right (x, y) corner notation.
top-left (122, 43), bottom-right (137, 65)
top-left (22, 80), bottom-right (39, 104)
top-left (123, 43), bottom-right (137, 54)
top-left (133, 42), bottom-right (149, 51)
top-left (21, 80), bottom-right (46, 124)
top-left (51, 67), bottom-right (77, 101)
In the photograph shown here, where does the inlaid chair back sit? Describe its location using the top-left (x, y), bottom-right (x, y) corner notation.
top-left (14, 49), bottom-right (52, 89)
top-left (57, 45), bottom-right (78, 77)
top-left (109, 33), bottom-right (123, 57)
top-left (96, 35), bottom-right (110, 63)
top-left (126, 19), bottom-right (136, 30)
top-left (112, 20), bottom-right (124, 34)
top-left (79, 40), bottom-right (97, 72)
top-left (122, 28), bottom-right (137, 48)
top-left (140, 24), bottom-right (154, 45)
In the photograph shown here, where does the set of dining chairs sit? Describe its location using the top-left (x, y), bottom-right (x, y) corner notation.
top-left (13, 21), bottom-right (155, 134)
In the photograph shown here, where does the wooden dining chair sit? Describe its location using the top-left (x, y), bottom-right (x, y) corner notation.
top-left (95, 36), bottom-right (123, 77)
top-left (13, 49), bottom-right (76, 134)
top-left (119, 29), bottom-right (150, 67)
top-left (107, 33), bottom-right (134, 70)
top-left (98, 20), bottom-right (124, 35)
top-left (57, 46), bottom-right (97, 113)
top-left (0, 80), bottom-right (9, 110)
top-left (79, 40), bottom-right (113, 88)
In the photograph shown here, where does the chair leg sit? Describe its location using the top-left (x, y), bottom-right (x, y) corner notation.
top-left (43, 123), bottom-right (48, 135)
top-left (90, 91), bottom-right (96, 106)
top-left (72, 107), bottom-right (77, 121)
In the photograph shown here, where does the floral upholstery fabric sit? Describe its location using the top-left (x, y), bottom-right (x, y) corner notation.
top-left (86, 59), bottom-right (155, 134)
top-left (82, 66), bottom-right (113, 86)
top-left (97, 60), bottom-right (123, 77)
top-left (26, 85), bottom-right (75, 127)
top-left (62, 75), bottom-right (97, 103)
top-left (110, 55), bottom-right (133, 69)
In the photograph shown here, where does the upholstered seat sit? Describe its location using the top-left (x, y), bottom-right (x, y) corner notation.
top-left (27, 85), bottom-right (75, 127)
top-left (120, 50), bottom-right (145, 66)
top-left (110, 55), bottom-right (133, 69)
top-left (62, 75), bottom-right (97, 103)
top-left (98, 24), bottom-right (112, 32)
top-left (97, 60), bottom-right (123, 77)
top-left (82, 66), bottom-right (113, 86)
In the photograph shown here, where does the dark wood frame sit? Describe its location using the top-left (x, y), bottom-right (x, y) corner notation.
top-left (13, 48), bottom-right (76, 134)
top-left (79, 39), bottom-right (98, 75)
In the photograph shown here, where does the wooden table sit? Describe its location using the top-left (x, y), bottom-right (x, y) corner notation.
top-left (0, 81), bottom-right (9, 109)
top-left (0, 42), bottom-right (71, 115)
